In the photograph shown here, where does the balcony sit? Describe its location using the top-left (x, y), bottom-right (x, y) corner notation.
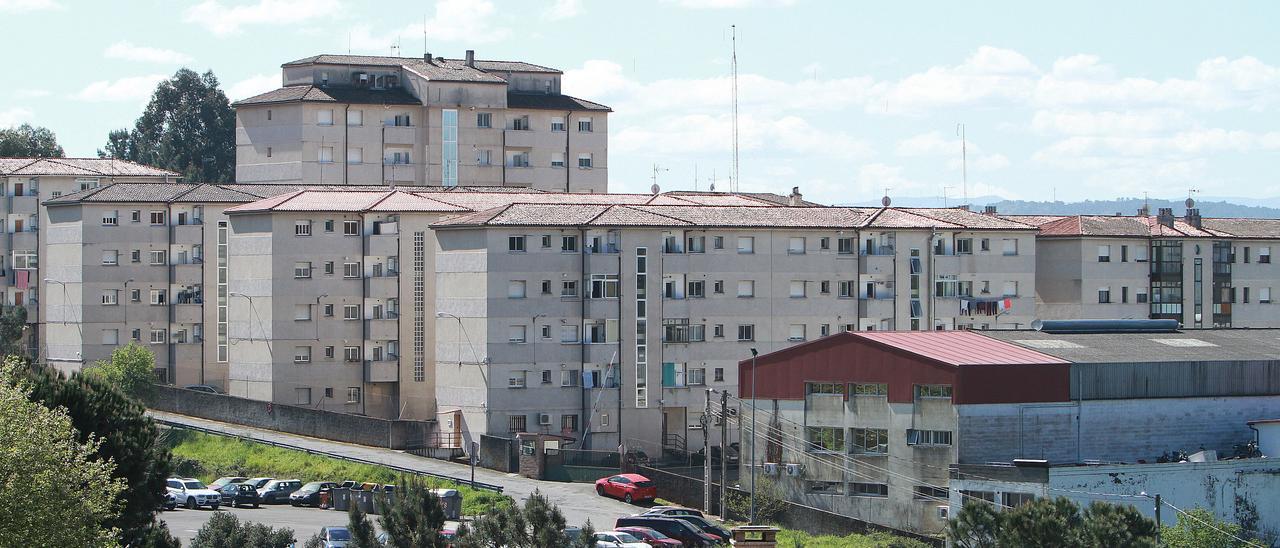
top-left (383, 125), bottom-right (416, 145)
top-left (367, 275), bottom-right (398, 298)
top-left (172, 263), bottom-right (203, 284)
top-left (174, 303), bottom-right (203, 324)
top-left (365, 317), bottom-right (399, 340)
top-left (9, 230), bottom-right (36, 250)
top-left (8, 195), bottom-right (37, 213)
top-left (368, 233), bottom-right (398, 256)
top-left (367, 359), bottom-right (399, 383)
top-left (504, 129), bottom-right (537, 148)
top-left (174, 224), bottom-right (203, 245)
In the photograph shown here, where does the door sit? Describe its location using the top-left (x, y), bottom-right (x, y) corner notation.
top-left (662, 407), bottom-right (687, 450)
top-left (13, 219), bottom-right (22, 233)
top-left (13, 182), bottom-right (22, 196)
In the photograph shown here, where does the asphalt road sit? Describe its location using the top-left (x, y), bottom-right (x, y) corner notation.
top-left (159, 503), bottom-right (377, 544)
top-left (150, 411), bottom-right (645, 531)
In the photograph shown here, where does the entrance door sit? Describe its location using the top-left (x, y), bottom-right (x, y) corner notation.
top-left (662, 407), bottom-right (687, 452)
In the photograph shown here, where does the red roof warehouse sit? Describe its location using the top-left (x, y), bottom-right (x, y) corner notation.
top-left (738, 330), bottom-right (1071, 404)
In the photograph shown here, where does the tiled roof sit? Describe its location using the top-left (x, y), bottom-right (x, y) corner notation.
top-left (0, 157), bottom-right (178, 177)
top-left (998, 214), bottom-right (1068, 227)
top-left (853, 331), bottom-right (1070, 366)
top-left (224, 189), bottom-right (468, 213)
top-left (1200, 218), bottom-right (1280, 239)
top-left (1037, 216), bottom-right (1152, 238)
top-left (506, 92), bottom-right (611, 112)
top-left (457, 59), bottom-right (562, 74)
top-left (234, 85), bottom-right (420, 106)
top-left (907, 208), bottom-right (1039, 230)
top-left (863, 207), bottom-right (964, 229)
top-left (432, 204), bottom-right (869, 229)
top-left (283, 54), bottom-right (507, 84)
top-left (1011, 214), bottom-right (1280, 239)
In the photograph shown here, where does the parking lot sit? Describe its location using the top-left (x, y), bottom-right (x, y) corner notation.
top-left (160, 503), bottom-right (380, 544)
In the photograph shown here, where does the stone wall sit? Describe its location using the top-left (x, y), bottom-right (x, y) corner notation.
top-left (148, 385), bottom-right (433, 449)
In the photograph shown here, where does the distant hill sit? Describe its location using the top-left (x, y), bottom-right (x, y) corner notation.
top-left (850, 196), bottom-right (1280, 219)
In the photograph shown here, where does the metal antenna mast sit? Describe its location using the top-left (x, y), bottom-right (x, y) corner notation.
top-left (957, 123), bottom-right (967, 205)
top-left (731, 25), bottom-right (740, 194)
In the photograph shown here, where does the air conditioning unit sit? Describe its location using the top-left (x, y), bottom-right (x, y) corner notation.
top-left (537, 413), bottom-right (552, 426)
top-left (784, 463), bottom-right (804, 477)
top-left (762, 463), bottom-right (779, 476)
top-left (937, 505), bottom-right (951, 520)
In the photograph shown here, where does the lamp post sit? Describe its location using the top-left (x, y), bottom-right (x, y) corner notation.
top-left (749, 346), bottom-right (758, 525)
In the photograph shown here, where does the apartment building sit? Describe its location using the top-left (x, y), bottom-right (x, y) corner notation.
top-left (1015, 206), bottom-right (1280, 327)
top-left (740, 327), bottom-right (1280, 534)
top-left (0, 158), bottom-right (177, 360)
top-left (235, 51), bottom-right (610, 193)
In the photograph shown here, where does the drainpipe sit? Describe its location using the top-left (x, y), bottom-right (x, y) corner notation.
top-left (616, 237), bottom-right (623, 448)
top-left (500, 128), bottom-right (506, 187)
top-left (343, 105), bottom-right (350, 185)
top-left (167, 201), bottom-right (176, 384)
top-left (360, 212), bottom-right (368, 415)
top-left (564, 110), bottom-right (572, 193)
top-left (579, 227), bottom-right (588, 449)
top-left (927, 229), bottom-right (936, 330)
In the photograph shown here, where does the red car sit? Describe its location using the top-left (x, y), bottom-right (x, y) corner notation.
top-left (595, 473), bottom-right (658, 504)
top-left (616, 526), bottom-right (684, 547)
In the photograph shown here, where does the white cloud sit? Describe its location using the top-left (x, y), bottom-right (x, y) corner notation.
top-left (104, 41), bottom-right (193, 64)
top-left (13, 89), bottom-right (50, 99)
top-left (73, 74), bottom-right (166, 103)
top-left (226, 73), bottom-right (281, 101)
top-left (350, 0), bottom-right (508, 51)
top-left (895, 131), bottom-right (1008, 171)
top-left (184, 0), bottom-right (341, 36)
top-left (544, 0), bottom-right (581, 20)
top-left (663, 0), bottom-right (797, 7)
top-left (0, 107), bottom-right (34, 127)
top-left (1030, 109), bottom-right (1187, 136)
top-left (873, 46), bottom-right (1038, 115)
top-left (1033, 54), bottom-right (1280, 111)
top-left (613, 113), bottom-right (870, 159)
top-left (0, 0), bottom-right (61, 12)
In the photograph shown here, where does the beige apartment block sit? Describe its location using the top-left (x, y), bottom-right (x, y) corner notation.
top-left (235, 52), bottom-right (610, 193)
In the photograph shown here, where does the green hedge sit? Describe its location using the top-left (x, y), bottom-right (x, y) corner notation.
top-left (775, 530), bottom-right (932, 548)
top-left (163, 429), bottom-right (511, 515)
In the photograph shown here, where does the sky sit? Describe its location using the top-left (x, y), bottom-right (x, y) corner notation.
top-left (1, 0), bottom-right (1277, 205)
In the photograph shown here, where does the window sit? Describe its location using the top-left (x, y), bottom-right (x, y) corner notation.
top-left (852, 383), bottom-right (888, 396)
top-left (820, 280), bottom-right (831, 294)
top-left (589, 274), bottom-right (619, 299)
top-left (1098, 245), bottom-right (1111, 262)
top-left (687, 236), bottom-right (706, 253)
top-left (561, 235), bottom-right (578, 252)
top-left (294, 304), bottom-right (312, 321)
top-left (1002, 238), bottom-right (1019, 255)
top-left (819, 237), bottom-right (830, 250)
top-left (508, 372), bottom-right (527, 389)
top-left (476, 112), bottom-right (491, 128)
top-left (838, 280), bottom-right (855, 298)
top-left (713, 324), bottom-right (724, 338)
top-left (1002, 492), bottom-right (1036, 508)
top-left (551, 116), bottom-right (566, 132)
top-left (346, 109), bottom-right (363, 126)
top-left (578, 116), bottom-right (593, 132)
top-left (343, 220), bottom-right (360, 236)
top-left (128, 249), bottom-right (140, 263)
top-left (1137, 288), bottom-right (1149, 303)
top-left (1121, 245), bottom-right (1129, 262)
top-left (149, 210), bottom-right (165, 225)
top-left (317, 109), bottom-right (333, 125)
top-left (806, 382), bottom-right (846, 395)
top-left (915, 384), bottom-right (953, 399)
top-left (102, 329), bottom-right (119, 345)
top-left (150, 329), bottom-right (167, 344)
top-left (577, 153), bottom-right (593, 168)
top-left (508, 325), bottom-right (527, 343)
top-left (346, 147), bottom-right (363, 164)
top-left (102, 210), bottom-right (118, 226)
top-left (956, 238), bottom-right (973, 254)
top-left (788, 237), bottom-right (806, 254)
top-left (150, 289), bottom-right (167, 305)
top-left (788, 324), bottom-right (806, 341)
top-left (508, 415), bottom-right (527, 433)
top-left (323, 220), bottom-right (335, 233)
top-left (1003, 281), bottom-right (1018, 297)
top-left (149, 250), bottom-right (166, 265)
top-left (714, 367), bottom-right (724, 382)
top-left (324, 346), bottom-right (335, 359)
top-left (319, 146), bottom-right (334, 163)
top-left (130, 210), bottom-right (141, 223)
top-left (130, 289), bottom-right (141, 302)
top-left (820, 324), bottom-right (831, 336)
top-left (906, 429), bottom-right (953, 446)
top-left (472, 148), bottom-right (491, 166)
top-left (1260, 247), bottom-right (1271, 263)
top-left (561, 414), bottom-right (579, 432)
top-left (790, 280), bottom-right (806, 298)
top-left (1244, 287), bottom-right (1251, 303)
top-left (131, 329), bottom-right (141, 340)
top-left (295, 388), bottom-right (312, 405)
top-left (687, 280), bottom-right (705, 298)
top-left (851, 483), bottom-right (889, 498)
top-left (505, 280), bottom-right (527, 299)
top-left (915, 486), bottom-right (949, 500)
top-left (851, 428), bottom-right (889, 454)
top-left (838, 237), bottom-right (854, 255)
top-left (343, 262), bottom-right (361, 278)
top-left (294, 262), bottom-right (312, 278)
top-left (550, 152), bottom-right (565, 168)
top-left (561, 280), bottom-right (578, 298)
top-left (344, 346), bottom-right (361, 362)
top-left (1260, 287), bottom-right (1271, 303)
top-left (1098, 287), bottom-right (1111, 303)
top-left (102, 249), bottom-right (118, 265)
top-left (101, 290), bottom-right (118, 305)
top-left (266, 109), bottom-right (272, 120)
top-left (560, 325), bottom-right (579, 343)
top-left (806, 427), bottom-right (845, 452)
top-left (713, 280), bottom-right (724, 294)
top-left (1122, 287), bottom-right (1129, 303)
top-left (737, 280), bottom-right (755, 297)
top-left (295, 221), bottom-right (312, 236)
top-left (346, 387), bottom-right (361, 403)
top-left (343, 305), bottom-right (360, 320)
top-left (737, 236), bottom-right (754, 254)
top-left (294, 346), bottom-right (312, 363)
top-left (713, 236), bottom-right (725, 250)
top-left (512, 115), bottom-right (530, 131)
top-left (320, 261), bottom-right (334, 276)
top-left (508, 236), bottom-right (526, 252)
top-left (737, 324), bottom-right (755, 341)
top-left (1136, 246), bottom-right (1149, 262)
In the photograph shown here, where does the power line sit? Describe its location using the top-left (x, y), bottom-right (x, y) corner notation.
top-left (1161, 499), bottom-right (1264, 547)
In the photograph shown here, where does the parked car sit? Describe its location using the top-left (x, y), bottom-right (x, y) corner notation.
top-left (337, 480), bottom-right (359, 490)
top-left (643, 506), bottom-right (705, 518)
top-left (290, 481), bottom-right (338, 507)
top-left (614, 517), bottom-right (720, 547)
top-left (595, 474), bottom-right (658, 504)
top-left (615, 526), bottom-right (684, 547)
top-left (216, 482), bottom-right (261, 508)
top-left (167, 478), bottom-right (222, 510)
top-left (258, 479), bottom-right (303, 504)
top-left (666, 515), bottom-right (731, 543)
top-left (208, 476), bottom-right (249, 490)
top-left (183, 384), bottom-right (222, 394)
top-left (595, 531), bottom-right (652, 548)
top-left (158, 491), bottom-right (177, 511)
top-left (315, 526), bottom-right (351, 548)
top-left (246, 477), bottom-right (275, 489)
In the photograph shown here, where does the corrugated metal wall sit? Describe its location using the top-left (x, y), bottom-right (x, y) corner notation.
top-left (1070, 360), bottom-right (1280, 400)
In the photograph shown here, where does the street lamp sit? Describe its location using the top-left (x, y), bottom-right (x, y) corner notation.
top-left (749, 346), bottom-right (758, 525)
top-left (436, 312), bottom-right (480, 365)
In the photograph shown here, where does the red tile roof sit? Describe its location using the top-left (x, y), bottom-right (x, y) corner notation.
top-left (852, 331), bottom-right (1070, 366)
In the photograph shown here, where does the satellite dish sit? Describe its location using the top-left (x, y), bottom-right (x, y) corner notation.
top-left (651, 184), bottom-right (661, 195)
top-left (1185, 198), bottom-right (1195, 209)
top-left (881, 195), bottom-right (892, 207)
top-left (709, 183), bottom-right (716, 192)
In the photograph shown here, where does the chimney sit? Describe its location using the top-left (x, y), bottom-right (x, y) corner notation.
top-left (1137, 205), bottom-right (1150, 217)
top-left (1156, 207), bottom-right (1175, 228)
top-left (788, 186), bottom-right (803, 206)
top-left (465, 49), bottom-right (476, 68)
top-left (1185, 208), bottom-right (1202, 229)
top-left (423, 52), bottom-right (433, 65)
top-left (957, 204), bottom-right (970, 212)
top-left (983, 205), bottom-right (998, 216)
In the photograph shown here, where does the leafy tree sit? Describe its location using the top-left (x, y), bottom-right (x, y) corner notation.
top-left (726, 476), bottom-right (788, 523)
top-left (1163, 507), bottom-right (1262, 548)
top-left (190, 512), bottom-right (295, 548)
top-left (0, 305), bottom-right (27, 358)
top-left (0, 356), bottom-right (124, 547)
top-left (0, 123), bottom-right (64, 158)
top-left (84, 342), bottom-right (157, 400)
top-left (1082, 501), bottom-right (1157, 548)
top-left (99, 68), bottom-right (235, 182)
top-left (947, 499), bottom-right (1003, 548)
top-left (26, 366), bottom-right (172, 545)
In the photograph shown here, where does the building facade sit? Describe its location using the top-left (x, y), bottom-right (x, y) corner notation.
top-left (235, 51), bottom-right (610, 193)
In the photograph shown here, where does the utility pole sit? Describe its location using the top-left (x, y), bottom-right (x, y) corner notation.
top-left (471, 441), bottom-right (478, 489)
top-left (702, 388), bottom-right (712, 514)
top-left (719, 389), bottom-right (728, 519)
top-left (749, 347), bottom-right (759, 525)
top-left (1154, 493), bottom-right (1162, 547)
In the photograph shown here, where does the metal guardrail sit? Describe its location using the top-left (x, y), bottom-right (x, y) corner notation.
top-left (156, 418), bottom-right (504, 494)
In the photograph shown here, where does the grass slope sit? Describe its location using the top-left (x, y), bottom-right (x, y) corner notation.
top-left (776, 530), bottom-right (932, 547)
top-left (163, 429), bottom-right (510, 515)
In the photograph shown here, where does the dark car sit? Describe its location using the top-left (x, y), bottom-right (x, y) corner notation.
top-left (258, 479), bottom-right (303, 504)
top-left (667, 515), bottom-right (731, 543)
top-left (643, 506), bottom-right (705, 518)
top-left (183, 384), bottom-right (222, 394)
top-left (615, 517), bottom-right (720, 547)
top-left (290, 481), bottom-right (338, 507)
top-left (217, 482), bottom-right (261, 508)
top-left (616, 526), bottom-right (684, 547)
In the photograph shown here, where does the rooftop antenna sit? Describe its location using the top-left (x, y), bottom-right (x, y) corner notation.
top-left (942, 186), bottom-right (955, 208)
top-left (651, 164), bottom-right (669, 190)
top-left (348, 30), bottom-right (351, 55)
top-left (709, 169), bottom-right (718, 192)
top-left (956, 123), bottom-right (967, 205)
top-left (693, 162), bottom-right (698, 191)
top-left (730, 24), bottom-right (740, 194)
top-left (1187, 188), bottom-right (1200, 210)
top-left (423, 15), bottom-right (427, 57)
